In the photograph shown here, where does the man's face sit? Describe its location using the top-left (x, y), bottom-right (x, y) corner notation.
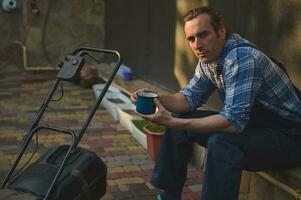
top-left (184, 14), bottom-right (226, 63)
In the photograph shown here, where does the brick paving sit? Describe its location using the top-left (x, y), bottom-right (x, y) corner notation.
top-left (0, 69), bottom-right (203, 199)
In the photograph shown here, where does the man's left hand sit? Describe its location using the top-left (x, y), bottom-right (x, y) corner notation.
top-left (138, 98), bottom-right (173, 127)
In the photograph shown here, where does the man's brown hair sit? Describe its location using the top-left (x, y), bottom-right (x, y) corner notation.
top-left (183, 6), bottom-right (225, 34)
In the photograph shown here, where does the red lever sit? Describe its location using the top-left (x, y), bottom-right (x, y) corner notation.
top-left (71, 59), bottom-right (78, 65)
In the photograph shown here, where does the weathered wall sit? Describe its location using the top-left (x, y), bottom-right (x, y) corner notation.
top-left (0, 0), bottom-right (105, 69)
top-left (105, 0), bottom-right (178, 90)
top-left (0, 1), bottom-right (23, 68)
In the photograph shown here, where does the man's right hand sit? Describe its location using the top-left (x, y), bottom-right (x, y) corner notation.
top-left (130, 88), bottom-right (158, 104)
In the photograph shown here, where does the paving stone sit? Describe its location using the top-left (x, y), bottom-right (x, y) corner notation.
top-left (140, 163), bottom-right (155, 171)
top-left (103, 156), bottom-right (116, 162)
top-left (182, 192), bottom-right (194, 200)
top-left (115, 177), bottom-right (145, 185)
top-left (145, 182), bottom-right (156, 190)
top-left (114, 155), bottom-right (132, 161)
top-left (128, 183), bottom-right (149, 191)
top-left (131, 154), bottom-right (149, 160)
top-left (0, 145), bottom-right (19, 151)
top-left (123, 165), bottom-right (141, 172)
top-left (107, 172), bottom-right (120, 179)
top-left (188, 184), bottom-right (202, 192)
top-left (132, 188), bottom-right (158, 197)
top-left (0, 160), bottom-right (10, 170)
top-left (104, 146), bottom-right (127, 152)
top-left (119, 172), bottom-right (134, 178)
top-left (132, 197), bottom-right (156, 200)
top-left (112, 191), bottom-right (133, 199)
top-left (106, 160), bottom-right (133, 167)
top-left (106, 185), bottom-right (119, 193)
top-left (128, 146), bottom-right (144, 151)
top-left (192, 192), bottom-right (201, 199)
top-left (118, 184), bottom-right (130, 191)
top-left (108, 166), bottom-right (124, 173)
top-left (132, 159), bottom-right (152, 165)
top-left (107, 180), bottom-right (117, 186)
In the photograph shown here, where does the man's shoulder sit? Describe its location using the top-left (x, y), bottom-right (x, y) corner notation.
top-left (220, 35), bottom-right (269, 73)
top-left (225, 34), bottom-right (257, 54)
top-left (223, 34), bottom-right (263, 63)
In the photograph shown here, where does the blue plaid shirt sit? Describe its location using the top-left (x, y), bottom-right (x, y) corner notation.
top-left (180, 33), bottom-right (301, 132)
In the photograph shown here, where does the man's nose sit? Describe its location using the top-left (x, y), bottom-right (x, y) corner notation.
top-left (194, 37), bottom-right (203, 49)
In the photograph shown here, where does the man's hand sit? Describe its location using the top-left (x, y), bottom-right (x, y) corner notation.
top-left (137, 98), bottom-right (174, 127)
top-left (130, 88), bottom-right (159, 104)
top-left (131, 89), bottom-right (191, 115)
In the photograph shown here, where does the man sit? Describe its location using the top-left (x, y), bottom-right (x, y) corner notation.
top-left (131, 6), bottom-right (301, 200)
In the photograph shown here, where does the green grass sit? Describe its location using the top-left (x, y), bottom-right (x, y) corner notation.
top-left (145, 124), bottom-right (165, 133)
top-left (132, 119), bottom-right (151, 133)
top-left (132, 119), bottom-right (165, 133)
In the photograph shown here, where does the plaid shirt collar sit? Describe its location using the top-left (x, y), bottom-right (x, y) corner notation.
top-left (199, 33), bottom-right (254, 91)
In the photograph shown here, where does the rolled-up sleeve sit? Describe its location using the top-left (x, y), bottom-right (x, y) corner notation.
top-left (180, 64), bottom-right (215, 110)
top-left (219, 54), bottom-right (263, 132)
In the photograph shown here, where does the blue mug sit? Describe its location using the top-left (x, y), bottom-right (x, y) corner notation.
top-left (136, 92), bottom-right (158, 115)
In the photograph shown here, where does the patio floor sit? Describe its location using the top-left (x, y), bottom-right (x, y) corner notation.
top-left (0, 65), bottom-right (203, 199)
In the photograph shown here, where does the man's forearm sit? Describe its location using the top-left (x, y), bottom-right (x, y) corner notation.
top-left (170, 114), bottom-right (238, 133)
top-left (158, 92), bottom-right (191, 113)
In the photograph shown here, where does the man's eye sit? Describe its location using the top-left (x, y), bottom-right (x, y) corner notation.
top-left (187, 37), bottom-right (195, 43)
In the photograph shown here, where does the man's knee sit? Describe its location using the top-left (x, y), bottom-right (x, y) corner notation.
top-left (163, 127), bottom-right (193, 145)
top-left (207, 134), bottom-right (244, 165)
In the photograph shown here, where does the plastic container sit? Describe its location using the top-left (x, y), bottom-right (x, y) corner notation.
top-left (118, 65), bottom-right (133, 81)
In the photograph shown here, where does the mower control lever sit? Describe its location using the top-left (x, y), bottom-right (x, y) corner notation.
top-left (57, 55), bottom-right (86, 81)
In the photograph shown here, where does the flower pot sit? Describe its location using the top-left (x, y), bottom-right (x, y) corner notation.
top-left (143, 124), bottom-right (165, 161)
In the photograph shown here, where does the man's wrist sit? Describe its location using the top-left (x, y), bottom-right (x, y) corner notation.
top-left (169, 117), bottom-right (189, 130)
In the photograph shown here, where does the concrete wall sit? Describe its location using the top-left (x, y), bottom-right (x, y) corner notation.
top-left (0, 1), bottom-right (23, 67)
top-left (0, 0), bottom-right (105, 69)
top-left (105, 0), bottom-right (178, 90)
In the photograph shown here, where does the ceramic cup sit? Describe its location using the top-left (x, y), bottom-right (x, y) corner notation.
top-left (136, 91), bottom-right (158, 115)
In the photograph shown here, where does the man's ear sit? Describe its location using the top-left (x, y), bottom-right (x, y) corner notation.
top-left (218, 26), bottom-right (226, 39)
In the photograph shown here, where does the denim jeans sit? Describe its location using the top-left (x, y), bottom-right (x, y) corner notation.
top-left (151, 110), bottom-right (301, 200)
